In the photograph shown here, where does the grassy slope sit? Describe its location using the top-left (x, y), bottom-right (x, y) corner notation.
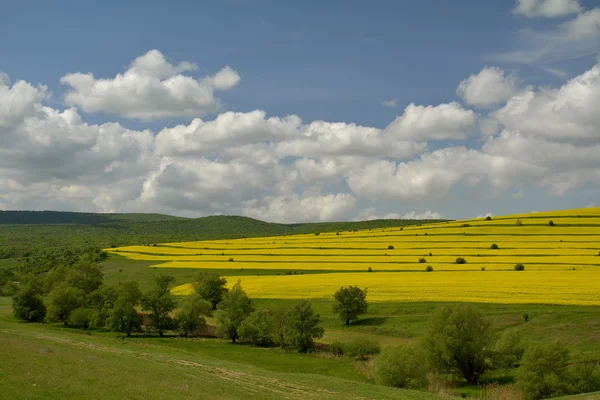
top-left (0, 300), bottom-right (440, 400)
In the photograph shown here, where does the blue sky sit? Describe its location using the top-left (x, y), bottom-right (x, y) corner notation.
top-left (0, 0), bottom-right (599, 221)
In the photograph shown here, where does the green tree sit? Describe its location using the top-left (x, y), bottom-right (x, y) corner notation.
top-left (374, 344), bottom-right (428, 389)
top-left (494, 329), bottom-right (525, 369)
top-left (142, 275), bottom-right (177, 336)
top-left (332, 285), bottom-right (368, 325)
top-left (68, 308), bottom-right (92, 329)
top-left (65, 261), bottom-right (104, 293)
top-left (109, 296), bottom-right (142, 337)
top-left (423, 304), bottom-right (494, 384)
top-left (46, 284), bottom-right (86, 324)
top-left (517, 341), bottom-right (571, 400)
top-left (194, 272), bottom-right (228, 310)
top-left (176, 293), bottom-right (211, 337)
top-left (285, 300), bottom-right (324, 352)
top-left (272, 305), bottom-right (290, 347)
top-left (215, 280), bottom-right (254, 343)
top-left (239, 308), bottom-right (275, 346)
top-left (12, 284), bottom-right (47, 322)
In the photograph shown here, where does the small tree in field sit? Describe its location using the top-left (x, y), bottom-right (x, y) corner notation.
top-left (176, 293), bottom-right (211, 337)
top-left (285, 300), bottom-right (324, 352)
top-left (194, 272), bottom-right (228, 310)
top-left (424, 304), bottom-right (494, 385)
top-left (46, 284), bottom-right (85, 324)
top-left (517, 341), bottom-right (571, 399)
top-left (374, 344), bottom-right (428, 389)
top-left (109, 295), bottom-right (141, 337)
top-left (333, 286), bottom-right (368, 325)
top-left (548, 220), bottom-right (555, 226)
top-left (12, 284), bottom-right (46, 322)
top-left (215, 280), bottom-right (254, 343)
top-left (239, 308), bottom-right (275, 346)
top-left (142, 275), bottom-right (177, 336)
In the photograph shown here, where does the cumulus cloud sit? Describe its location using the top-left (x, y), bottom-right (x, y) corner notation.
top-left (457, 67), bottom-right (519, 108)
top-left (61, 50), bottom-right (240, 120)
top-left (384, 102), bottom-right (477, 141)
top-left (355, 207), bottom-right (442, 221)
top-left (513, 0), bottom-right (582, 18)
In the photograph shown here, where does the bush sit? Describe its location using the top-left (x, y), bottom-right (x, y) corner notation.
top-left (514, 264), bottom-right (525, 271)
top-left (343, 338), bottom-right (381, 360)
top-left (517, 341), bottom-right (571, 399)
top-left (548, 220), bottom-right (555, 226)
top-left (387, 245), bottom-right (394, 250)
top-left (314, 232), bottom-right (320, 236)
top-left (239, 308), bottom-right (275, 346)
top-left (494, 329), bottom-right (525, 368)
top-left (368, 267), bottom-right (373, 272)
top-left (68, 308), bottom-right (92, 329)
top-left (176, 293), bottom-right (211, 337)
top-left (332, 286), bottom-right (368, 325)
top-left (490, 243), bottom-right (499, 250)
top-left (523, 313), bottom-right (530, 322)
top-left (329, 341), bottom-right (345, 356)
top-left (424, 304), bottom-right (494, 384)
top-left (455, 257), bottom-right (467, 264)
top-left (571, 360), bottom-right (600, 394)
top-left (46, 284), bottom-right (86, 324)
top-left (12, 284), bottom-right (46, 322)
top-left (485, 216), bottom-right (492, 221)
top-left (426, 265), bottom-right (433, 272)
top-left (516, 219), bottom-right (523, 226)
top-left (419, 258), bottom-right (427, 263)
top-left (374, 344), bottom-right (428, 389)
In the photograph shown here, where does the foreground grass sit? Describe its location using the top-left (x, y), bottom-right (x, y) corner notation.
top-left (0, 313), bottom-right (442, 400)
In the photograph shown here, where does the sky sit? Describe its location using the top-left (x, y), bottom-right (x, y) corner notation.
top-left (0, 0), bottom-right (599, 222)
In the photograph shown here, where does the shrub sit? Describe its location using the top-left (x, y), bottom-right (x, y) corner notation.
top-left (344, 338), bottom-right (381, 360)
top-left (314, 232), bottom-right (320, 236)
top-left (46, 284), bottom-right (86, 324)
top-left (374, 344), bottom-right (428, 389)
top-left (490, 243), bottom-right (499, 250)
top-left (426, 265), bottom-right (433, 272)
top-left (387, 245), bottom-right (394, 250)
top-left (455, 257), bottom-right (467, 264)
top-left (523, 313), bottom-right (530, 322)
top-left (485, 216), bottom-right (492, 221)
top-left (228, 258), bottom-right (234, 262)
top-left (68, 308), bottom-right (92, 329)
top-left (517, 341), bottom-right (571, 400)
top-left (548, 220), bottom-right (555, 226)
top-left (494, 329), bottom-right (525, 368)
top-left (419, 258), bottom-right (427, 263)
top-left (424, 304), bottom-right (494, 384)
top-left (332, 286), bottom-right (368, 325)
top-left (329, 341), bottom-right (345, 356)
top-left (367, 267), bottom-right (373, 272)
top-left (514, 264), bottom-right (525, 271)
top-left (12, 284), bottom-right (46, 322)
top-left (239, 308), bottom-right (275, 347)
top-left (571, 360), bottom-right (600, 394)
top-left (516, 219), bottom-right (523, 226)
top-left (176, 293), bottom-right (211, 337)
top-left (481, 266), bottom-right (486, 271)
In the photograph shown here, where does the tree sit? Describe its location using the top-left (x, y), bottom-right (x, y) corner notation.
top-left (494, 329), bottom-right (525, 368)
top-left (215, 280), bottom-right (254, 343)
top-left (517, 341), bottom-right (571, 400)
top-left (194, 272), bottom-right (228, 310)
top-left (272, 305), bottom-right (290, 347)
top-left (109, 296), bottom-right (142, 337)
top-left (176, 293), bottom-right (211, 337)
top-left (374, 344), bottom-right (428, 389)
top-left (423, 304), bottom-right (494, 384)
top-left (65, 261), bottom-right (104, 293)
top-left (46, 284), bottom-right (86, 324)
top-left (12, 284), bottom-right (46, 322)
top-left (332, 286), bottom-right (368, 325)
top-left (142, 275), bottom-right (177, 336)
top-left (285, 300), bottom-right (324, 352)
top-left (239, 308), bottom-right (276, 346)
top-left (68, 308), bottom-right (92, 329)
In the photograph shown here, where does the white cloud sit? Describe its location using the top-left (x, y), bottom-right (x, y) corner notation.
top-left (384, 102), bottom-right (477, 141)
top-left (513, 0), bottom-right (583, 18)
top-left (493, 8), bottom-right (600, 63)
top-left (382, 99), bottom-right (398, 108)
top-left (60, 50), bottom-right (240, 120)
top-left (457, 67), bottom-right (519, 108)
top-left (355, 207), bottom-right (442, 220)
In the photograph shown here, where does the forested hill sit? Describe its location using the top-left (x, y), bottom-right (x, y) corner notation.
top-left (0, 210), bottom-right (446, 260)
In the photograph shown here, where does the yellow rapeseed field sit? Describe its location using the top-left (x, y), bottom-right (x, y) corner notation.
top-left (106, 207), bottom-right (600, 305)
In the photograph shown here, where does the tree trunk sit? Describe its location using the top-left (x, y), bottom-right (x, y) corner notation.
top-left (345, 318), bottom-right (350, 325)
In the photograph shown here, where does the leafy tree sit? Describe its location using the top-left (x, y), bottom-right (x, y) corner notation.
top-left (12, 284), bottom-right (46, 322)
top-left (215, 280), bottom-right (254, 343)
top-left (239, 308), bottom-right (275, 346)
top-left (517, 341), bottom-right (571, 400)
top-left (374, 344), bottom-right (428, 389)
top-left (68, 308), bottom-right (92, 329)
top-left (194, 272), bottom-right (228, 310)
top-left (494, 329), bottom-right (525, 368)
top-left (142, 275), bottom-right (177, 336)
top-left (515, 263), bottom-right (525, 271)
top-left (571, 360), bottom-right (600, 394)
top-left (490, 243), bottom-right (499, 250)
top-left (332, 285), bottom-right (368, 325)
top-left (285, 300), bottom-right (324, 352)
top-left (46, 284), bottom-right (86, 324)
top-left (65, 261), bottom-right (104, 293)
top-left (176, 293), bottom-right (211, 337)
top-left (109, 296), bottom-right (142, 337)
top-left (423, 304), bottom-right (494, 384)
top-left (455, 257), bottom-right (467, 264)
top-left (116, 281), bottom-right (142, 304)
top-left (272, 305), bottom-right (290, 347)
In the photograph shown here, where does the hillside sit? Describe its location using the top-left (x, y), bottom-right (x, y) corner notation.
top-left (0, 210), bottom-right (444, 260)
